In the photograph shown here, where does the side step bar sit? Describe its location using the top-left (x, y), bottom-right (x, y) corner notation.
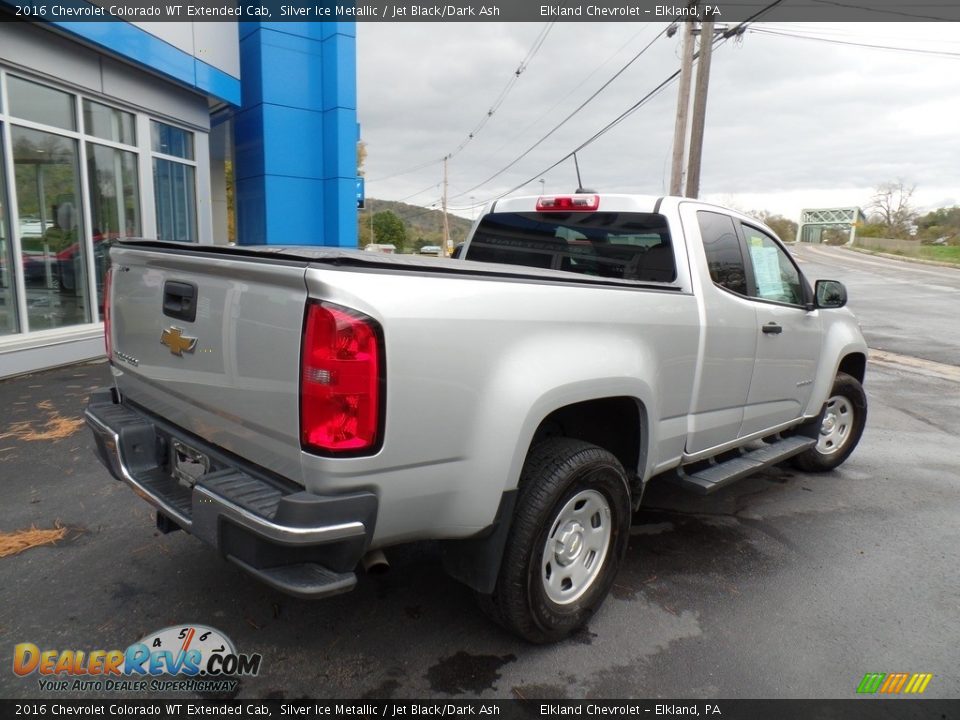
top-left (672, 435), bottom-right (816, 495)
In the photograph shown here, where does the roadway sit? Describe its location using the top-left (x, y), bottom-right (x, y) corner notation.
top-left (791, 244), bottom-right (960, 365)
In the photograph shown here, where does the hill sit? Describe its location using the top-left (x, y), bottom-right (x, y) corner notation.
top-left (358, 198), bottom-right (474, 251)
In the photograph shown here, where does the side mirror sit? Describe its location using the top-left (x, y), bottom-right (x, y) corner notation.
top-left (815, 279), bottom-right (847, 309)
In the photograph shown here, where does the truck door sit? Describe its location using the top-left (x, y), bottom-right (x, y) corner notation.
top-left (735, 222), bottom-right (821, 436)
top-left (681, 208), bottom-right (758, 455)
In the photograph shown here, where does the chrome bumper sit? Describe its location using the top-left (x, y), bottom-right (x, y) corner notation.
top-left (85, 388), bottom-right (377, 598)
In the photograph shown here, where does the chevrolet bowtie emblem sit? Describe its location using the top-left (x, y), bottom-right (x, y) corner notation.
top-left (160, 327), bottom-right (198, 356)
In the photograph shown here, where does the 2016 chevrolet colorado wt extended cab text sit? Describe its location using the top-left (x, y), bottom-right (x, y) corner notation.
top-left (86, 194), bottom-right (868, 643)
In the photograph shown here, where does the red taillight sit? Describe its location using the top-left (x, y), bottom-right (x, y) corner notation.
top-left (103, 266), bottom-right (113, 358)
top-left (536, 195), bottom-right (600, 212)
top-left (300, 301), bottom-right (383, 454)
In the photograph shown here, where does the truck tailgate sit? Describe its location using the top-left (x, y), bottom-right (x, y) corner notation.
top-left (108, 244), bottom-right (309, 484)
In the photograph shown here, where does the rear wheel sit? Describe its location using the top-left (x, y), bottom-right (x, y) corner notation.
top-left (479, 438), bottom-right (631, 643)
top-left (792, 372), bottom-right (867, 472)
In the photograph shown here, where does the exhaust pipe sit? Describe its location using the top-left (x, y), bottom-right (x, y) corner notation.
top-left (361, 549), bottom-right (389, 575)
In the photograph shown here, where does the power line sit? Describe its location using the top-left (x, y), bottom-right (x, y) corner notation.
top-left (497, 63), bottom-right (694, 202)
top-left (447, 62), bottom-right (690, 214)
top-left (398, 200), bottom-right (445, 223)
top-left (447, 56), bottom-right (694, 212)
top-left (368, 24), bottom-right (555, 187)
top-left (451, 0), bottom-right (796, 209)
top-left (748, 27), bottom-right (960, 59)
top-left (368, 157), bottom-right (443, 184)
top-left (722, 0), bottom-right (788, 33)
top-left (448, 24), bottom-right (673, 202)
top-left (807, 0), bottom-right (953, 22)
top-left (397, 181), bottom-right (441, 203)
top-left (446, 22), bottom-right (556, 160)
top-left (759, 24), bottom-right (960, 44)
top-left (478, 24), bottom-right (654, 163)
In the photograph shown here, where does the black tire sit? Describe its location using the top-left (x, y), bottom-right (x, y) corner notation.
top-left (479, 438), bottom-right (631, 643)
top-left (792, 372), bottom-right (867, 472)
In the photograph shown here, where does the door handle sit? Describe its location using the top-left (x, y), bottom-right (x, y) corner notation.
top-left (762, 322), bottom-right (782, 335)
top-left (163, 281), bottom-right (198, 323)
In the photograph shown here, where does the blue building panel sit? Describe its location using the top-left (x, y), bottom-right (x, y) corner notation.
top-left (235, 175), bottom-right (267, 244)
top-left (323, 177), bottom-right (358, 248)
top-left (322, 30), bottom-right (357, 111)
top-left (256, 29), bottom-right (326, 109)
top-left (237, 28), bottom-right (265, 107)
top-left (239, 22), bottom-right (261, 42)
top-left (232, 108), bottom-right (266, 181)
top-left (263, 176), bottom-right (327, 244)
top-left (195, 59), bottom-right (243, 106)
top-left (262, 106), bottom-right (326, 179)
top-left (321, 22), bottom-right (355, 41)
top-left (50, 21), bottom-right (241, 106)
top-left (43, 16), bottom-right (359, 249)
top-left (260, 21), bottom-right (329, 41)
top-left (235, 21), bottom-right (358, 247)
top-left (322, 107), bottom-right (358, 179)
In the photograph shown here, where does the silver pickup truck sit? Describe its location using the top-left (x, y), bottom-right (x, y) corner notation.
top-left (86, 193), bottom-right (867, 643)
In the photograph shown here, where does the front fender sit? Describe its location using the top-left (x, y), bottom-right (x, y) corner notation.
top-left (804, 310), bottom-right (868, 417)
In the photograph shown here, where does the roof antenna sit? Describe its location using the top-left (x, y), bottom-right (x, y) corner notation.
top-left (573, 152), bottom-right (596, 194)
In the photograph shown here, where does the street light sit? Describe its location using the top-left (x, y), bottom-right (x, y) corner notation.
top-left (539, 178), bottom-right (545, 195)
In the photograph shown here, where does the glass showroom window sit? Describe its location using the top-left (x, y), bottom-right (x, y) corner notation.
top-left (84, 98), bottom-right (136, 146)
top-left (10, 124), bottom-right (90, 331)
top-left (7, 75), bottom-right (76, 131)
top-left (0, 128), bottom-right (19, 335)
top-left (151, 120), bottom-right (196, 243)
top-left (85, 100), bottom-right (141, 310)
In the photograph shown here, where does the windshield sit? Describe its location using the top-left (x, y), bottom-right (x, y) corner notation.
top-left (466, 211), bottom-right (676, 282)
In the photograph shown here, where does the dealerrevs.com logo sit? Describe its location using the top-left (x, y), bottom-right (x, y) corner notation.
top-left (13, 625), bottom-right (262, 693)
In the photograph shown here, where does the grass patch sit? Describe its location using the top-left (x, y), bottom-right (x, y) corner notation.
top-left (917, 246), bottom-right (960, 264)
top-left (854, 244), bottom-right (960, 265)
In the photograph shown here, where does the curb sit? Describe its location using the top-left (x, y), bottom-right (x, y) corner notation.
top-left (843, 246), bottom-right (959, 269)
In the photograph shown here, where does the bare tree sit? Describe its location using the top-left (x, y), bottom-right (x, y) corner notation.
top-left (868, 180), bottom-right (917, 237)
top-left (751, 210), bottom-right (798, 243)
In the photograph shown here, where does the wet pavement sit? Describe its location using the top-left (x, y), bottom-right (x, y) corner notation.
top-left (1, 352), bottom-right (958, 700)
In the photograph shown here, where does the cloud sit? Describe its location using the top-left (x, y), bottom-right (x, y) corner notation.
top-left (358, 22), bottom-right (960, 219)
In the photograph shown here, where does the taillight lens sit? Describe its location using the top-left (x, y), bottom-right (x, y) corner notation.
top-left (300, 301), bottom-right (383, 454)
top-left (536, 195), bottom-right (600, 212)
top-left (103, 265), bottom-right (113, 358)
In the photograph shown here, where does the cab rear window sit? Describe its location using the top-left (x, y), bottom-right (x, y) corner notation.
top-left (465, 212), bottom-right (676, 282)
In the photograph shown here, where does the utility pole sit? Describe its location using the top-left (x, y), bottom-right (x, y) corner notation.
top-left (669, 21), bottom-right (695, 196)
top-left (685, 19), bottom-right (714, 199)
top-left (441, 155), bottom-right (451, 257)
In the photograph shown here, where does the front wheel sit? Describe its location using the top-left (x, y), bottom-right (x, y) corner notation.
top-left (479, 438), bottom-right (631, 644)
top-left (792, 372), bottom-right (867, 472)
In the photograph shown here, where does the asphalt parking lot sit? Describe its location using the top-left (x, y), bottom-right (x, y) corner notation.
top-left (1, 249), bottom-right (958, 701)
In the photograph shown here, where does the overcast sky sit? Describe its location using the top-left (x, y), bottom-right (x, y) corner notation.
top-left (356, 22), bottom-right (960, 222)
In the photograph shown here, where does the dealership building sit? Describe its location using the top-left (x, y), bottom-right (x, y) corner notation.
top-left (0, 16), bottom-right (359, 378)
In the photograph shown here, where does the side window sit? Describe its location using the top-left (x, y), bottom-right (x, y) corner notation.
top-left (697, 211), bottom-right (747, 295)
top-left (740, 224), bottom-right (804, 306)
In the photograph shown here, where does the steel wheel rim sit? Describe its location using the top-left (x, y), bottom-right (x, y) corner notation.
top-left (817, 394), bottom-right (854, 456)
top-left (541, 487), bottom-right (612, 605)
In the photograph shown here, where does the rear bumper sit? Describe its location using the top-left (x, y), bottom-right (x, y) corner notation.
top-left (85, 387), bottom-right (377, 598)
